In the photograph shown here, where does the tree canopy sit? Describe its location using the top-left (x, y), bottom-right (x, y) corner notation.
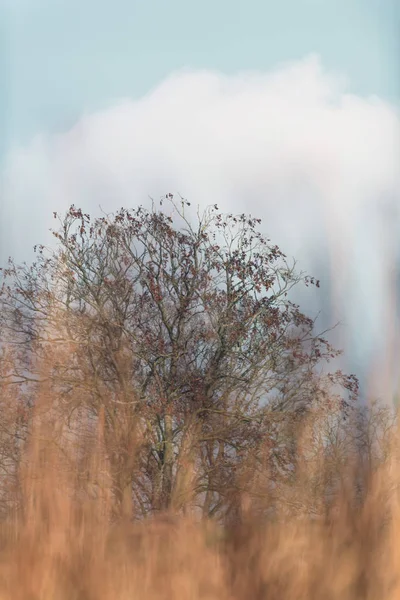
top-left (0, 195), bottom-right (358, 519)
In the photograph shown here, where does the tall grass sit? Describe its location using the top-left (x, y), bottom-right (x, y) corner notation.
top-left (0, 371), bottom-right (400, 600)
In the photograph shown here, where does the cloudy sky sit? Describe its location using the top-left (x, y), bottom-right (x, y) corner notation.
top-left (1, 0), bottom-right (400, 398)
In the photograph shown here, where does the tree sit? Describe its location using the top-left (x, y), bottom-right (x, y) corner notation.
top-left (0, 195), bottom-right (358, 519)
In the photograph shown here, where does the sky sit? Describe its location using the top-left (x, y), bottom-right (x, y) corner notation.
top-left (1, 0), bottom-right (400, 399)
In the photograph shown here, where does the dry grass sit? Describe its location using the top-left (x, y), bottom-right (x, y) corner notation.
top-left (0, 390), bottom-right (399, 600)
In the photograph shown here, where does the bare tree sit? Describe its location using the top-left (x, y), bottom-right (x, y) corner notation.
top-left (0, 195), bottom-right (358, 519)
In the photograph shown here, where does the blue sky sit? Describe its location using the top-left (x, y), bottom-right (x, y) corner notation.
top-left (1, 0), bottom-right (399, 151)
top-left (1, 0), bottom-right (400, 399)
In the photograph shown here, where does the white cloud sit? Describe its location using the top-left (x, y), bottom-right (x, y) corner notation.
top-left (1, 54), bottom-right (400, 394)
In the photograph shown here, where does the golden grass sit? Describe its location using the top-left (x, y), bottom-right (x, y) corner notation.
top-left (0, 390), bottom-right (399, 600)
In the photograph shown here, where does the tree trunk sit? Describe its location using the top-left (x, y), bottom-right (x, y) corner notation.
top-left (113, 469), bottom-right (134, 521)
top-left (161, 413), bottom-right (174, 510)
